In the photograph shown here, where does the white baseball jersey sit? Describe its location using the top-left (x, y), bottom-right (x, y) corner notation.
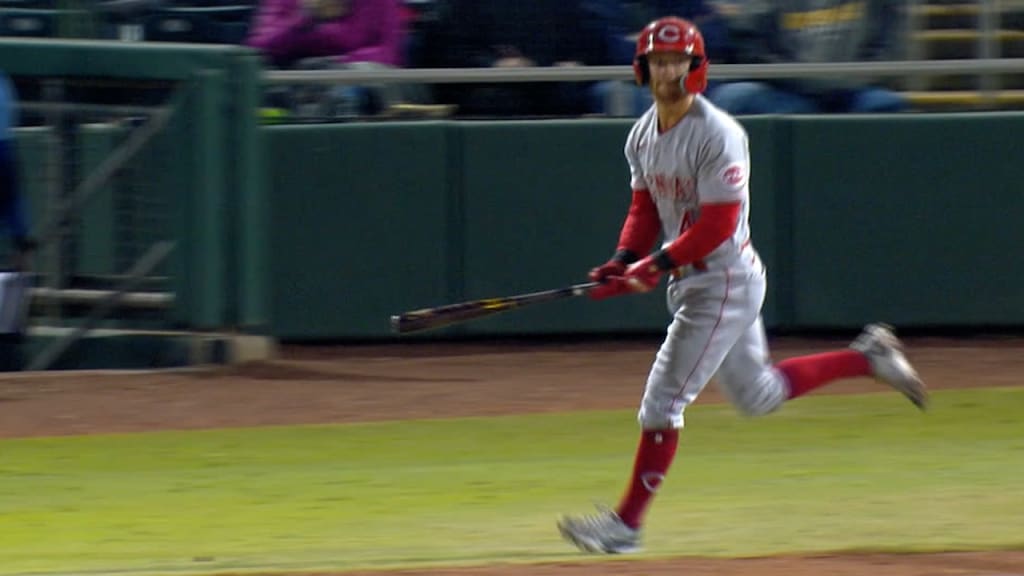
top-left (624, 94), bottom-right (752, 267)
top-left (624, 95), bottom-right (788, 431)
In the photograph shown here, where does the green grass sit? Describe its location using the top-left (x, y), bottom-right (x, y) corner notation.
top-left (0, 387), bottom-right (1022, 575)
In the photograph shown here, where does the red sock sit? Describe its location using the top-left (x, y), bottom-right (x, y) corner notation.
top-left (779, 350), bottom-right (871, 399)
top-left (615, 428), bottom-right (679, 529)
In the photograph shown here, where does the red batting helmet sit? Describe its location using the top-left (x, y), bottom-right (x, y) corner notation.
top-left (633, 16), bottom-right (708, 93)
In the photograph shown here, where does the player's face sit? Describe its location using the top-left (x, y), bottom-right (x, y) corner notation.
top-left (647, 52), bottom-right (691, 101)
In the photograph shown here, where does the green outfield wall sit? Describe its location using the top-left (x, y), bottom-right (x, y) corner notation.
top-left (787, 114), bottom-right (1023, 327)
top-left (264, 123), bottom-right (453, 339)
top-left (264, 113), bottom-right (1024, 339)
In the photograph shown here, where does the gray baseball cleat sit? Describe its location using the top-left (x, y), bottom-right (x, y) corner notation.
top-left (850, 323), bottom-right (929, 410)
top-left (557, 505), bottom-right (641, 554)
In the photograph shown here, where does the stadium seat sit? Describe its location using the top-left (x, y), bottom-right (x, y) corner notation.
top-left (903, 1), bottom-right (1024, 111)
top-left (142, 8), bottom-right (210, 43)
top-left (0, 8), bottom-right (55, 37)
top-left (142, 5), bottom-right (251, 44)
top-left (901, 89), bottom-right (1024, 112)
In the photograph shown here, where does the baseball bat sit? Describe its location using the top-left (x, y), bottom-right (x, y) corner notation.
top-left (391, 281), bottom-right (600, 334)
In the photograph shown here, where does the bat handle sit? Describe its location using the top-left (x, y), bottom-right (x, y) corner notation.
top-left (573, 281), bottom-right (601, 295)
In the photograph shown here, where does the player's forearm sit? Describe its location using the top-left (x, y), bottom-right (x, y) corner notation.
top-left (660, 202), bottom-right (740, 268)
top-left (615, 188), bottom-right (660, 263)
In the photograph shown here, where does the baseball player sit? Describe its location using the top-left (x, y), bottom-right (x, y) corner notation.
top-left (557, 16), bottom-right (927, 555)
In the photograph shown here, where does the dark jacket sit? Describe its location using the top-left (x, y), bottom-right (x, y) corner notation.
top-left (429, 0), bottom-right (610, 116)
top-left (727, 0), bottom-right (904, 92)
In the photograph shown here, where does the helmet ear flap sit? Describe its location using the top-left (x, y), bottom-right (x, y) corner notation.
top-left (683, 56), bottom-right (708, 93)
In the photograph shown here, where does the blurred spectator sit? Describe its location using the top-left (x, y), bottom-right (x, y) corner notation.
top-left (0, 70), bottom-right (33, 372)
top-left (586, 1), bottom-right (733, 117)
top-left (424, 1), bottom-right (609, 118)
top-left (246, 0), bottom-right (406, 118)
top-left (707, 0), bottom-right (908, 114)
top-left (0, 71), bottom-right (33, 270)
top-left (402, 0), bottom-right (439, 67)
top-left (247, 0), bottom-right (403, 67)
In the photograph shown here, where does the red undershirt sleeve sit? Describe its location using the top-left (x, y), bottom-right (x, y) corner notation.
top-left (615, 189), bottom-right (661, 261)
top-left (661, 202), bottom-right (741, 267)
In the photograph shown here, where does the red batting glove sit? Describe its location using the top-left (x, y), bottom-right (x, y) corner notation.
top-left (587, 257), bottom-right (629, 301)
top-left (589, 252), bottom-right (673, 300)
top-left (588, 259), bottom-right (627, 283)
top-left (588, 276), bottom-right (631, 300)
top-left (621, 254), bottom-right (664, 293)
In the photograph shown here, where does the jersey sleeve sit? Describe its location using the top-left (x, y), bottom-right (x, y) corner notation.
top-left (696, 124), bottom-right (749, 204)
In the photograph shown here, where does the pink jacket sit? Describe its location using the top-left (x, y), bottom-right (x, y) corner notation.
top-left (246, 0), bottom-right (404, 66)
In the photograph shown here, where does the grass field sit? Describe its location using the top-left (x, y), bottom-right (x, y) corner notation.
top-left (1, 387), bottom-right (1022, 576)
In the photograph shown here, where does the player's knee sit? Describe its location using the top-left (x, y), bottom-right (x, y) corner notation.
top-left (730, 381), bottom-right (786, 417)
top-left (735, 398), bottom-right (779, 417)
top-left (718, 369), bottom-right (788, 417)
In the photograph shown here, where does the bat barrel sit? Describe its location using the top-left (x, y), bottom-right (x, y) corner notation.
top-left (390, 281), bottom-right (599, 334)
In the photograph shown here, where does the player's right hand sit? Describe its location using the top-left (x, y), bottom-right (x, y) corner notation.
top-left (588, 277), bottom-right (632, 300)
top-left (588, 260), bottom-right (627, 283)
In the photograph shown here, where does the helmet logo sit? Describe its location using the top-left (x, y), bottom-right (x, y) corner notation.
top-left (657, 25), bottom-right (681, 43)
top-left (636, 17), bottom-right (708, 89)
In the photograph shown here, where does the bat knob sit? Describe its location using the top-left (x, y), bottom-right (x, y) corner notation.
top-left (389, 315), bottom-right (402, 333)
